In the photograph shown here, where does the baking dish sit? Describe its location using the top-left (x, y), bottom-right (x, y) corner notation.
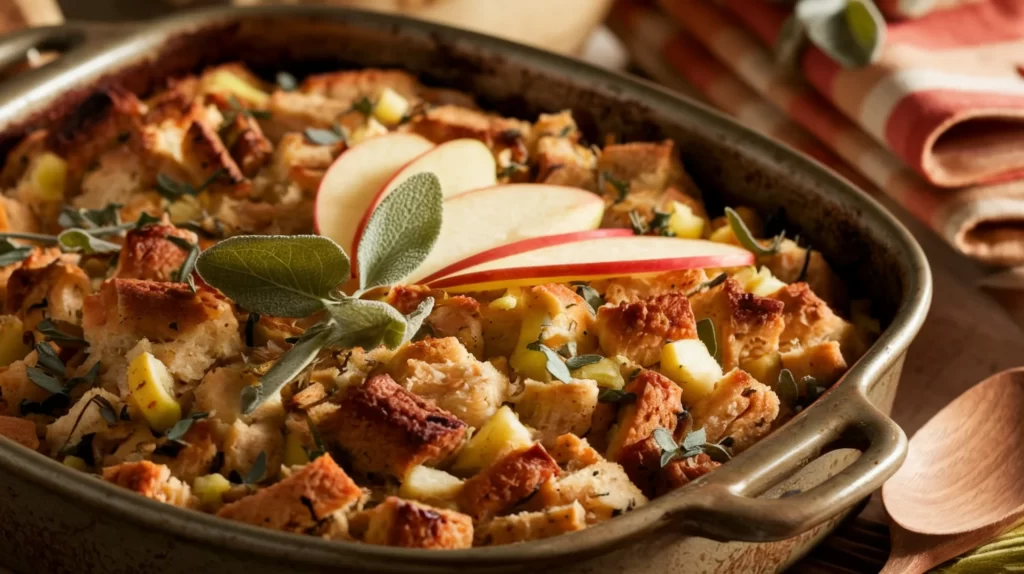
top-left (0, 6), bottom-right (930, 573)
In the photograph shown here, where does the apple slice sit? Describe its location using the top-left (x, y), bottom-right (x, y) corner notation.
top-left (427, 236), bottom-right (755, 292)
top-left (407, 184), bottom-right (609, 283)
top-left (315, 133), bottom-right (434, 255)
top-left (352, 138), bottom-right (497, 261)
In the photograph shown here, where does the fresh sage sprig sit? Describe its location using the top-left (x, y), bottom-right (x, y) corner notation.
top-left (525, 339), bottom-right (573, 383)
top-left (26, 342), bottom-right (100, 396)
top-left (196, 172), bottom-right (444, 414)
top-left (655, 426), bottom-right (732, 467)
top-left (0, 238), bottom-right (32, 266)
top-left (725, 207), bottom-right (785, 256)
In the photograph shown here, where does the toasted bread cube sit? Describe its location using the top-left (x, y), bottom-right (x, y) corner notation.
top-left (617, 436), bottom-right (721, 497)
top-left (690, 369), bottom-right (780, 453)
top-left (199, 64), bottom-right (270, 107)
top-left (597, 140), bottom-right (687, 195)
top-left (112, 223), bottom-right (198, 282)
top-left (533, 461), bottom-right (646, 524)
top-left (0, 415), bottom-right (38, 450)
top-left (408, 105), bottom-right (530, 153)
top-left (660, 339), bottom-right (723, 401)
top-left (358, 496), bottom-right (473, 549)
top-left (773, 282), bottom-right (869, 364)
top-left (45, 388), bottom-right (122, 455)
top-left (0, 315), bottom-right (29, 368)
top-left (761, 242), bottom-right (847, 310)
top-left (595, 292), bottom-right (697, 368)
top-left (270, 132), bottom-right (343, 193)
top-left (592, 269), bottom-right (708, 306)
top-left (5, 260), bottom-right (91, 328)
top-left (325, 374), bottom-right (467, 477)
top-left (513, 378), bottom-right (598, 447)
top-left (781, 341), bottom-right (848, 386)
top-left (548, 433), bottom-right (604, 472)
top-left (451, 405), bottom-right (533, 476)
top-left (0, 359), bottom-right (48, 417)
top-left (0, 195), bottom-right (40, 234)
top-left (192, 364), bottom-right (253, 425)
top-left (400, 465), bottom-right (464, 505)
top-left (127, 351), bottom-right (181, 432)
top-left (605, 370), bottom-right (683, 462)
top-left (457, 443), bottom-right (560, 521)
top-left (165, 419), bottom-right (219, 483)
top-left (534, 136), bottom-right (597, 190)
top-left (476, 501), bottom-right (587, 546)
top-left (103, 460), bottom-right (195, 508)
top-left (301, 68), bottom-right (421, 103)
top-left (688, 279), bottom-right (785, 371)
top-left (217, 454), bottom-right (362, 532)
top-left (223, 419), bottom-right (284, 483)
top-left (510, 284), bottom-right (597, 380)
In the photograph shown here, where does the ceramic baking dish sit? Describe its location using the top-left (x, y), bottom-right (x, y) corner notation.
top-left (0, 6), bottom-right (931, 573)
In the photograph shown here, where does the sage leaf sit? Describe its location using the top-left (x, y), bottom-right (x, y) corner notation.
top-left (326, 298), bottom-right (417, 350)
top-left (58, 203), bottom-right (121, 229)
top-left (525, 341), bottom-right (572, 383)
top-left (243, 451), bottom-right (267, 484)
top-left (0, 239), bottom-right (32, 267)
top-left (34, 343), bottom-right (65, 376)
top-left (37, 318), bottom-right (88, 347)
top-left (242, 322), bottom-right (337, 414)
top-left (304, 125), bottom-right (345, 146)
top-left (725, 207), bottom-right (784, 256)
top-left (696, 318), bottom-right (719, 363)
top-left (565, 354), bottom-right (602, 370)
top-left (166, 411), bottom-right (209, 443)
top-left (703, 442), bottom-right (732, 463)
top-left (166, 236), bottom-right (199, 292)
top-left (653, 427), bottom-right (678, 453)
top-left (574, 284), bottom-right (604, 314)
top-left (597, 388), bottom-right (636, 404)
top-left (26, 367), bottom-right (65, 395)
top-left (795, 0), bottom-right (886, 69)
top-left (196, 235), bottom-right (350, 317)
top-left (57, 229), bottom-right (121, 255)
top-left (357, 172), bottom-right (443, 290)
top-left (402, 297), bottom-right (435, 344)
top-left (776, 368), bottom-right (801, 408)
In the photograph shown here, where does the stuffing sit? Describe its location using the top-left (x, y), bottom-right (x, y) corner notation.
top-left (617, 436), bottom-right (720, 497)
top-left (532, 461), bottom-right (646, 524)
top-left (301, 69), bottom-right (422, 103)
top-left (357, 496), bottom-right (474, 549)
top-left (689, 369), bottom-right (780, 453)
top-left (761, 242), bottom-right (847, 310)
top-left (262, 91), bottom-right (356, 142)
top-left (512, 379), bottom-right (598, 448)
top-left (0, 196), bottom-right (39, 233)
top-left (215, 104), bottom-right (273, 178)
top-left (216, 454), bottom-right (362, 532)
top-left (591, 269), bottom-right (708, 306)
top-left (780, 341), bottom-right (848, 387)
top-left (387, 337), bottom-right (508, 428)
top-left (103, 460), bottom-right (196, 508)
top-left (5, 259), bottom-right (90, 328)
top-left (0, 414), bottom-right (39, 449)
top-left (45, 388), bottom-right (122, 455)
top-left (596, 140), bottom-right (689, 195)
top-left (387, 286), bottom-right (485, 358)
top-left (222, 419), bottom-right (284, 482)
top-left (408, 105), bottom-right (530, 161)
top-left (595, 292), bottom-right (697, 367)
top-left (475, 501), bottom-right (587, 546)
top-left (270, 132), bottom-right (343, 193)
top-left (74, 147), bottom-right (163, 223)
top-left (324, 374), bottom-right (467, 477)
top-left (0, 358), bottom-right (49, 416)
top-left (534, 135), bottom-right (597, 190)
top-left (548, 433), bottom-right (604, 472)
top-left (165, 418), bottom-right (219, 483)
top-left (0, 130), bottom-right (47, 188)
top-left (689, 279), bottom-right (785, 371)
top-left (82, 279), bottom-right (241, 383)
top-left (772, 282), bottom-right (869, 364)
top-left (527, 283), bottom-right (597, 352)
top-left (456, 443), bottom-right (560, 521)
top-left (192, 364), bottom-right (252, 424)
top-left (112, 223), bottom-right (199, 282)
top-left (528, 110), bottom-right (580, 149)
top-left (605, 369), bottom-right (683, 462)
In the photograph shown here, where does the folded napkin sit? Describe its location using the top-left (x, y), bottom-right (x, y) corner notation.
top-left (612, 0), bottom-right (1024, 266)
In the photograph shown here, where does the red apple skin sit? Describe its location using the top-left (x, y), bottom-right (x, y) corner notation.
top-left (417, 228), bottom-right (633, 284)
top-left (426, 252), bottom-right (756, 290)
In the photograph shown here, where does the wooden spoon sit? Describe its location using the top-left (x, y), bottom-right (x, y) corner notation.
top-left (881, 367), bottom-right (1024, 573)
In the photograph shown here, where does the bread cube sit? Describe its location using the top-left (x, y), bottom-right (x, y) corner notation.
top-left (457, 443), bottom-right (560, 521)
top-left (358, 496), bottom-right (473, 549)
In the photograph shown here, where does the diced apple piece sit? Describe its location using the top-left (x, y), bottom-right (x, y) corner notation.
top-left (193, 473), bottom-right (232, 508)
top-left (408, 185), bottom-right (608, 283)
top-left (372, 87), bottom-right (410, 126)
top-left (571, 357), bottom-right (625, 390)
top-left (509, 309), bottom-right (550, 381)
top-left (351, 138), bottom-right (497, 263)
top-left (660, 339), bottom-right (723, 401)
top-left (428, 236), bottom-right (755, 293)
top-left (0, 315), bottom-right (29, 367)
top-left (30, 152), bottom-right (67, 202)
top-left (127, 352), bottom-right (182, 433)
top-left (669, 201), bottom-right (704, 239)
top-left (315, 133), bottom-right (434, 255)
top-left (735, 266), bottom-right (787, 297)
top-left (451, 406), bottom-right (533, 476)
top-left (742, 352), bottom-right (783, 386)
top-left (282, 431), bottom-right (310, 467)
top-left (63, 456), bottom-right (89, 472)
top-left (200, 69), bottom-right (269, 107)
top-left (400, 465), bottom-right (464, 502)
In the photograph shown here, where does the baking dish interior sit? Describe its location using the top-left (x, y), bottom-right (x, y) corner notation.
top-left (0, 5), bottom-right (931, 571)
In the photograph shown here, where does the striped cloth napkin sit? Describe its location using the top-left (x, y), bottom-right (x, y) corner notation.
top-left (610, 0), bottom-right (1024, 266)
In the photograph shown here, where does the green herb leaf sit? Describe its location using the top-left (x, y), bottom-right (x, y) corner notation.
top-left (776, 368), bottom-right (801, 409)
top-left (36, 318), bottom-right (88, 347)
top-left (357, 172), bottom-right (443, 290)
top-left (681, 427), bottom-right (707, 452)
top-left (326, 298), bottom-right (418, 350)
top-left (653, 427), bottom-right (678, 453)
top-left (557, 341), bottom-right (577, 359)
top-left (93, 396), bottom-right (119, 426)
top-left (574, 284), bottom-right (604, 314)
top-left (597, 388), bottom-right (636, 404)
top-left (244, 312), bottom-right (260, 348)
top-left (304, 125), bottom-right (346, 146)
top-left (26, 367), bottom-right (65, 395)
top-left (565, 354), bottom-right (603, 370)
top-left (66, 361), bottom-right (100, 390)
top-left (600, 171), bottom-right (629, 204)
top-left (155, 173), bottom-right (197, 200)
top-left (276, 71), bottom-right (298, 92)
top-left (57, 229), bottom-right (121, 255)
top-left (696, 318), bottom-right (719, 363)
top-left (165, 411), bottom-right (209, 443)
top-left (306, 415), bottom-right (327, 460)
top-left (350, 96), bottom-right (373, 117)
top-left (58, 204), bottom-right (121, 229)
top-left (34, 343), bottom-right (65, 376)
top-left (196, 235), bottom-right (350, 317)
top-left (702, 442), bottom-right (732, 463)
top-left (242, 321), bottom-right (337, 415)
top-left (525, 340), bottom-right (572, 383)
top-left (134, 212), bottom-right (162, 229)
top-left (725, 207), bottom-right (785, 256)
top-left (797, 247), bottom-right (813, 282)
top-left (0, 238), bottom-right (32, 267)
top-left (166, 235), bottom-right (199, 292)
top-left (243, 451), bottom-right (267, 484)
top-left (402, 297), bottom-right (435, 344)
top-left (686, 272), bottom-right (728, 297)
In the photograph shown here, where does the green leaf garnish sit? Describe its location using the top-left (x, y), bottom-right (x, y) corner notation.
top-left (241, 321), bottom-right (335, 415)
top-left (305, 414), bottom-right (327, 460)
top-left (565, 354), bottom-right (602, 370)
top-left (56, 229), bottom-right (121, 255)
top-left (0, 238), bottom-right (32, 267)
top-left (350, 96), bottom-right (374, 117)
top-left (156, 170), bottom-right (225, 201)
top-left (696, 318), bottom-right (719, 363)
top-left (26, 366), bottom-right (65, 395)
top-left (599, 171), bottom-right (629, 204)
top-left (243, 451), bottom-right (267, 484)
top-left (134, 212), bottom-right (162, 229)
top-left (196, 235), bottom-right (350, 318)
top-left (36, 318), bottom-right (88, 347)
top-left (655, 426), bottom-right (727, 467)
top-left (686, 272), bottom-right (728, 297)
top-left (58, 203), bottom-right (122, 229)
top-left (165, 411), bottom-right (209, 443)
top-left (797, 247), bottom-right (813, 282)
top-left (34, 342), bottom-right (65, 376)
top-left (574, 284), bottom-right (604, 314)
top-left (525, 340), bottom-right (572, 383)
top-left (598, 388), bottom-right (636, 404)
top-left (276, 71), bottom-right (298, 92)
top-left (357, 172), bottom-right (443, 291)
top-left (166, 235), bottom-right (199, 292)
top-left (725, 207), bottom-right (785, 256)
top-left (776, 368), bottom-right (801, 409)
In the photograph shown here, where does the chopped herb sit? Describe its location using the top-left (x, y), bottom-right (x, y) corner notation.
top-left (119, 404), bottom-right (131, 421)
top-left (222, 95), bottom-right (271, 126)
top-left (304, 124), bottom-right (346, 146)
top-left (686, 272), bottom-right (728, 297)
top-left (649, 209), bottom-right (675, 237)
top-left (565, 354), bottom-right (603, 370)
top-left (655, 426), bottom-right (730, 467)
top-left (725, 207), bottom-right (785, 256)
top-left (165, 411), bottom-right (210, 443)
top-left (574, 284), bottom-right (604, 314)
top-left (26, 345), bottom-right (99, 396)
top-left (776, 368), bottom-right (801, 409)
top-left (26, 366), bottom-right (65, 395)
top-left (58, 203), bottom-right (121, 229)
top-left (557, 341), bottom-right (577, 359)
top-left (696, 318), bottom-right (718, 362)
top-left (156, 169), bottom-right (226, 202)
top-left (243, 451), bottom-right (267, 484)
top-left (525, 340), bottom-right (572, 383)
top-left (349, 96), bottom-right (374, 117)
top-left (600, 171), bottom-right (629, 204)
top-left (166, 235), bottom-right (199, 292)
top-left (276, 71), bottom-right (298, 91)
top-left (134, 212), bottom-right (162, 229)
top-left (58, 396), bottom-right (119, 453)
top-left (34, 342), bottom-right (65, 376)
top-left (797, 246), bottom-right (813, 282)
top-left (597, 388), bottom-right (636, 404)
top-left (305, 415), bottom-right (327, 460)
top-left (36, 318), bottom-right (88, 347)
top-left (245, 312), bottom-right (261, 347)
top-left (0, 238), bottom-right (33, 267)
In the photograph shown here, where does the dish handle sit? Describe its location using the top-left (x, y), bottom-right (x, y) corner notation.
top-left (664, 380), bottom-right (907, 541)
